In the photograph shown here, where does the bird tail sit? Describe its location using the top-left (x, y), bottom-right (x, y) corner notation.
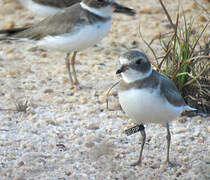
top-left (183, 105), bottom-right (197, 111)
top-left (0, 27), bottom-right (30, 41)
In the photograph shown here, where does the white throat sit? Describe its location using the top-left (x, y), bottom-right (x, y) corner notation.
top-left (122, 67), bottom-right (152, 83)
top-left (120, 57), bottom-right (130, 65)
top-left (80, 2), bottom-right (113, 18)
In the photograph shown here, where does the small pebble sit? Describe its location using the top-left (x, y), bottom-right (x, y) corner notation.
top-left (7, 49), bottom-right (14, 54)
top-left (192, 130), bottom-right (200, 137)
top-left (175, 128), bottom-right (187, 133)
top-left (25, 84), bottom-right (36, 90)
top-left (207, 126), bottom-right (210, 133)
top-left (152, 31), bottom-right (161, 41)
top-left (86, 124), bottom-right (99, 130)
top-left (80, 97), bottom-right (87, 104)
top-left (178, 117), bottom-right (187, 123)
top-left (150, 163), bottom-right (159, 169)
top-left (85, 142), bottom-right (95, 148)
top-left (66, 96), bottom-right (76, 103)
top-left (23, 22), bottom-right (34, 27)
top-left (65, 171), bottom-right (72, 176)
top-left (198, 137), bottom-right (204, 143)
top-left (197, 15), bottom-right (207, 22)
top-left (177, 147), bottom-right (184, 153)
top-left (40, 53), bottom-right (47, 58)
top-left (139, 8), bottom-right (153, 14)
top-left (7, 22), bottom-right (15, 29)
top-left (44, 89), bottom-right (54, 94)
top-left (189, 2), bottom-right (197, 9)
top-left (17, 161), bottom-right (24, 167)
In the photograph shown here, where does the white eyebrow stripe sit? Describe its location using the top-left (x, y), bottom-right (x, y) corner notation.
top-left (120, 57), bottom-right (130, 65)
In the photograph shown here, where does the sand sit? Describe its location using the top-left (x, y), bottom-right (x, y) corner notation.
top-left (0, 0), bottom-right (209, 179)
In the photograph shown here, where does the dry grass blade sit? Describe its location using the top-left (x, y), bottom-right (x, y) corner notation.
top-left (106, 80), bottom-right (121, 110)
top-left (0, 108), bottom-right (16, 112)
top-left (14, 97), bottom-right (29, 113)
top-left (172, 12), bottom-right (179, 68)
top-left (193, 0), bottom-right (210, 16)
top-left (138, 24), bottom-right (158, 68)
top-left (183, 61), bottom-right (210, 87)
top-left (0, 97), bottom-right (29, 113)
top-left (189, 20), bottom-right (210, 57)
top-left (158, 48), bottom-right (172, 70)
top-left (156, 0), bottom-right (210, 113)
top-left (179, 55), bottom-right (210, 69)
top-left (158, 0), bottom-right (176, 31)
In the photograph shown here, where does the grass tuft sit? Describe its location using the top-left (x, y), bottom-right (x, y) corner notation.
top-left (14, 97), bottom-right (29, 113)
top-left (142, 0), bottom-right (210, 113)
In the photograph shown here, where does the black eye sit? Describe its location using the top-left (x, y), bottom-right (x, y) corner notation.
top-left (136, 59), bottom-right (142, 64)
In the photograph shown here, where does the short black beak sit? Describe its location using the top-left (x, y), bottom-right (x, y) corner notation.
top-left (113, 3), bottom-right (136, 16)
top-left (116, 68), bottom-right (122, 74)
top-left (116, 66), bottom-right (127, 74)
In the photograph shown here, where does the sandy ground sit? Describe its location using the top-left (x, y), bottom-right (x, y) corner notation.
top-left (0, 0), bottom-right (209, 179)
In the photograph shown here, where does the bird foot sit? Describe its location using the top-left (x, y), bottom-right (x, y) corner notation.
top-left (70, 82), bottom-right (84, 90)
top-left (130, 160), bottom-right (142, 167)
top-left (70, 84), bottom-right (81, 90)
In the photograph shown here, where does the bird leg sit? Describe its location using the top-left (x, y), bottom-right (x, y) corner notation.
top-left (166, 122), bottom-right (171, 164)
top-left (166, 122), bottom-right (175, 167)
top-left (70, 51), bottom-right (79, 85)
top-left (65, 53), bottom-right (74, 86)
top-left (131, 124), bottom-right (146, 166)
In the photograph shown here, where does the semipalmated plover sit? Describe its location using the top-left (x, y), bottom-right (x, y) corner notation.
top-left (0, 0), bottom-right (135, 87)
top-left (116, 50), bottom-right (196, 166)
top-left (18, 0), bottom-right (134, 17)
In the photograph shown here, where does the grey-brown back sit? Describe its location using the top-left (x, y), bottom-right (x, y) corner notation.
top-left (3, 3), bottom-right (109, 40)
top-left (159, 72), bottom-right (185, 106)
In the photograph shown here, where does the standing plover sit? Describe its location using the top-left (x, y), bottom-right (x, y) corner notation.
top-left (0, 0), bottom-right (135, 87)
top-left (116, 50), bottom-right (196, 166)
top-left (18, 0), bottom-right (134, 17)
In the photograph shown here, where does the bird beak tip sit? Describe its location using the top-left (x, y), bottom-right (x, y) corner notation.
top-left (113, 3), bottom-right (136, 16)
top-left (116, 69), bottom-right (122, 74)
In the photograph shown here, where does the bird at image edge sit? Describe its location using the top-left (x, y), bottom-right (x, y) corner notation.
top-left (0, 0), bottom-right (135, 88)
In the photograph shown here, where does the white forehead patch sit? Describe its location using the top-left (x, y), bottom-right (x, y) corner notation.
top-left (80, 2), bottom-right (113, 18)
top-left (120, 57), bottom-right (130, 65)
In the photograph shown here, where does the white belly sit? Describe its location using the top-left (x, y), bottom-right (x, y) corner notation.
top-left (37, 20), bottom-right (112, 52)
top-left (19, 0), bottom-right (60, 17)
top-left (118, 89), bottom-right (183, 125)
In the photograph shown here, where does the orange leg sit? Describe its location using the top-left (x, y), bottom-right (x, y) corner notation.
top-left (70, 51), bottom-right (79, 85)
top-left (65, 53), bottom-right (74, 86)
top-left (131, 124), bottom-right (146, 166)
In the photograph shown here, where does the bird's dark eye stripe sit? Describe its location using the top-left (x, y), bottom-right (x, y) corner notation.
top-left (136, 59), bottom-right (142, 64)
